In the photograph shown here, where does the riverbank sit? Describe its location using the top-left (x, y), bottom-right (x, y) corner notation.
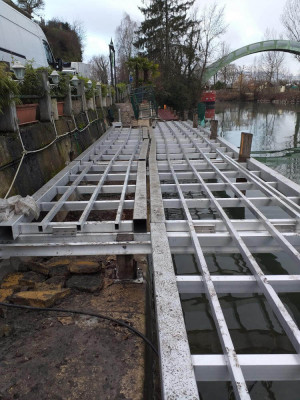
top-left (216, 89), bottom-right (300, 104)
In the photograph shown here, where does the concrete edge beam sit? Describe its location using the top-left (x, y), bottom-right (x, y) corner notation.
top-left (133, 161), bottom-right (147, 232)
top-left (151, 222), bottom-right (199, 400)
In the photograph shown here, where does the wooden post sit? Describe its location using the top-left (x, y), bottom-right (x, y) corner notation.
top-left (193, 113), bottom-right (198, 128)
top-left (77, 80), bottom-right (87, 112)
top-left (38, 70), bottom-right (52, 122)
top-left (63, 84), bottom-right (73, 117)
top-left (116, 234), bottom-right (136, 279)
top-left (210, 119), bottom-right (218, 140)
top-left (238, 132), bottom-right (253, 162)
top-left (183, 110), bottom-right (188, 121)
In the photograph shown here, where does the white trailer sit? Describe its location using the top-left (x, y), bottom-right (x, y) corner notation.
top-left (0, 0), bottom-right (55, 68)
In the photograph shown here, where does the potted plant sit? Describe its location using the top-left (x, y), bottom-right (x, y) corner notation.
top-left (16, 64), bottom-right (44, 125)
top-left (50, 72), bottom-right (70, 116)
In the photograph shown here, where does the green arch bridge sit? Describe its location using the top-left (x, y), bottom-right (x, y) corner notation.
top-left (203, 40), bottom-right (300, 83)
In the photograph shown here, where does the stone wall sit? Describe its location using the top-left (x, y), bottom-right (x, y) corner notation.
top-left (0, 108), bottom-right (111, 198)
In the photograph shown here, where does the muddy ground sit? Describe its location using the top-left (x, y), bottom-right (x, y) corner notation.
top-left (0, 255), bottom-right (157, 400)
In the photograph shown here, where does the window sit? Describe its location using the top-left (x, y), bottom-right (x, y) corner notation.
top-left (42, 40), bottom-right (55, 66)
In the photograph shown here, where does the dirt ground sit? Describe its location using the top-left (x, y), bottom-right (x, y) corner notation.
top-left (0, 255), bottom-right (152, 400)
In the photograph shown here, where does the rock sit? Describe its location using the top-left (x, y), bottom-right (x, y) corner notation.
top-left (0, 323), bottom-right (12, 337)
top-left (0, 288), bottom-right (14, 317)
top-left (0, 288), bottom-right (13, 302)
top-left (68, 261), bottom-right (101, 274)
top-left (26, 261), bottom-right (50, 276)
top-left (1, 273), bottom-right (24, 290)
top-left (35, 275), bottom-right (66, 290)
top-left (27, 259), bottom-right (71, 277)
top-left (45, 259), bottom-right (71, 268)
top-left (19, 271), bottom-right (46, 288)
top-left (57, 316), bottom-right (73, 326)
top-left (10, 289), bottom-right (71, 308)
top-left (66, 274), bottom-right (102, 293)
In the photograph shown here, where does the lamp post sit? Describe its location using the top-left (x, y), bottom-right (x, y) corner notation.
top-left (11, 61), bottom-right (25, 81)
top-left (109, 38), bottom-right (117, 102)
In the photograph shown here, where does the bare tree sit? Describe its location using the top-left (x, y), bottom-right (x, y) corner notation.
top-left (217, 41), bottom-right (231, 86)
top-left (281, 0), bottom-right (300, 61)
top-left (225, 64), bottom-right (239, 88)
top-left (72, 20), bottom-right (86, 57)
top-left (260, 29), bottom-right (285, 83)
top-left (198, 2), bottom-right (228, 86)
top-left (89, 55), bottom-right (109, 83)
top-left (115, 13), bottom-right (138, 82)
top-left (15, 0), bottom-right (44, 18)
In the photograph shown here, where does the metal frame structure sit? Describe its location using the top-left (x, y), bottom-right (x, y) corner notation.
top-left (1, 121), bottom-right (300, 399)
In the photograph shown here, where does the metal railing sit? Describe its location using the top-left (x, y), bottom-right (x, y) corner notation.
top-left (130, 85), bottom-right (158, 120)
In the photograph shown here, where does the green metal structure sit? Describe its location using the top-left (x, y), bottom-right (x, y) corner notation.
top-left (203, 40), bottom-right (300, 83)
top-left (130, 86), bottom-right (158, 120)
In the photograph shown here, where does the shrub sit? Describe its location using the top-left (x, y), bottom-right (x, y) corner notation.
top-left (19, 64), bottom-right (45, 103)
top-left (50, 72), bottom-right (70, 99)
top-left (78, 76), bottom-right (96, 100)
top-left (0, 64), bottom-right (20, 113)
top-left (101, 83), bottom-right (108, 97)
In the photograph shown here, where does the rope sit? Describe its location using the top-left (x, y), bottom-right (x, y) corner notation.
top-left (4, 113), bottom-right (102, 199)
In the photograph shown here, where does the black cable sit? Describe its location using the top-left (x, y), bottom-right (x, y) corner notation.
top-left (0, 302), bottom-right (158, 356)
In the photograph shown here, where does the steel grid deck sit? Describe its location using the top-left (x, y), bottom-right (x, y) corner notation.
top-left (1, 121), bottom-right (300, 399)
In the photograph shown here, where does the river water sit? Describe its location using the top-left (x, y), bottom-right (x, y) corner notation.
top-left (173, 102), bottom-right (300, 399)
top-left (215, 101), bottom-right (300, 183)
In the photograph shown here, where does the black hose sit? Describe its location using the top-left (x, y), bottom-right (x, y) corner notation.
top-left (0, 302), bottom-right (158, 356)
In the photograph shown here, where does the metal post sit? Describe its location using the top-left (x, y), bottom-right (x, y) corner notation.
top-left (210, 119), bottom-right (218, 140)
top-left (238, 132), bottom-right (253, 162)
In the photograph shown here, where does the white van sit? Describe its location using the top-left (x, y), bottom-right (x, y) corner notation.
top-left (0, 0), bottom-right (56, 68)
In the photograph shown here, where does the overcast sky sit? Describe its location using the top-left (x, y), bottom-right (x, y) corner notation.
top-left (43, 0), bottom-right (300, 75)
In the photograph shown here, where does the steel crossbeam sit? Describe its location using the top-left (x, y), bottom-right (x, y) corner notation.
top-left (163, 121), bottom-right (300, 354)
top-left (151, 121), bottom-right (300, 398)
top-left (158, 123), bottom-right (250, 400)
top-left (1, 120), bottom-right (300, 399)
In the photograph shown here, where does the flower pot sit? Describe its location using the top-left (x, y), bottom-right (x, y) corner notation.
top-left (16, 104), bottom-right (38, 125)
top-left (57, 101), bottom-right (64, 116)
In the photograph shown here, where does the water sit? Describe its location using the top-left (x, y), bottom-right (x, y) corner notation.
top-left (171, 102), bottom-right (300, 397)
top-left (215, 102), bottom-right (300, 183)
top-left (173, 253), bottom-right (300, 399)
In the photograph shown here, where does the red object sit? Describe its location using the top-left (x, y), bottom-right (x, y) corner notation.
top-left (200, 91), bottom-right (216, 104)
top-left (57, 102), bottom-right (64, 116)
top-left (205, 108), bottom-right (215, 120)
top-left (158, 108), bottom-right (179, 121)
top-left (16, 104), bottom-right (38, 125)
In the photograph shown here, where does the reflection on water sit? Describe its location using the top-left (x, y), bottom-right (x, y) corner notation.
top-left (198, 381), bottom-right (300, 400)
top-left (175, 248), bottom-right (300, 399)
top-left (215, 102), bottom-right (300, 183)
top-left (174, 252), bottom-right (300, 276)
top-left (181, 292), bottom-right (295, 355)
